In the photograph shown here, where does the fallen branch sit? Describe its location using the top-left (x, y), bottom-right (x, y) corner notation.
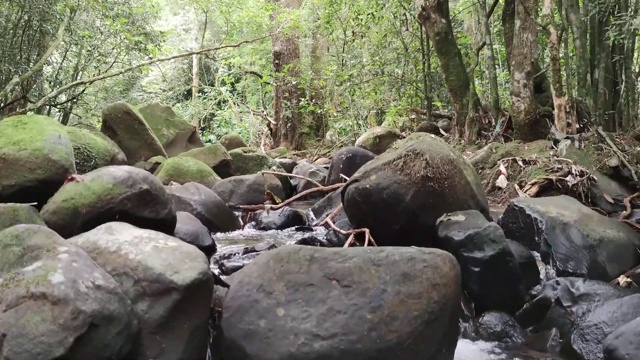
top-left (597, 126), bottom-right (638, 183)
top-left (317, 204), bottom-right (344, 226)
top-left (235, 183), bottom-right (344, 211)
top-left (323, 211), bottom-right (377, 247)
top-left (260, 170), bottom-right (323, 188)
top-left (619, 192), bottom-right (640, 220)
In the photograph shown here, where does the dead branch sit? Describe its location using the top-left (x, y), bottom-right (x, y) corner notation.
top-left (619, 192), bottom-right (640, 220)
top-left (597, 126), bottom-right (638, 183)
top-left (235, 183), bottom-right (345, 211)
top-left (259, 170), bottom-right (324, 188)
top-left (323, 211), bottom-right (377, 247)
top-left (317, 204), bottom-right (344, 226)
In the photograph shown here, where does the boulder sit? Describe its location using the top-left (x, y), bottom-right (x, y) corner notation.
top-left (499, 195), bottom-right (640, 281)
top-left (588, 171), bottom-right (632, 215)
top-left (65, 126), bottom-right (127, 174)
top-left (506, 239), bottom-right (541, 292)
top-left (135, 155), bottom-right (166, 173)
top-left (603, 317), bottom-right (640, 360)
top-left (212, 174), bottom-right (285, 206)
top-left (470, 311), bottom-right (526, 346)
top-left (40, 165), bottom-right (176, 238)
top-left (0, 225), bottom-right (138, 360)
top-left (165, 182), bottom-right (240, 233)
top-left (249, 207), bottom-right (307, 231)
top-left (69, 222), bottom-right (214, 360)
top-left (222, 245), bottom-right (461, 360)
top-left (436, 210), bottom-right (527, 315)
top-left (228, 147), bottom-right (281, 175)
top-left (219, 133), bottom-right (247, 151)
top-left (178, 143), bottom-right (233, 178)
top-left (570, 294), bottom-right (640, 360)
top-left (0, 114), bottom-right (76, 205)
top-left (326, 146), bottom-right (376, 186)
top-left (266, 146), bottom-right (288, 158)
top-left (0, 203), bottom-right (45, 231)
top-left (310, 189), bottom-right (343, 223)
top-left (154, 156), bottom-right (221, 187)
top-left (276, 158), bottom-right (298, 173)
top-left (174, 211), bottom-right (217, 259)
top-left (354, 126), bottom-right (403, 154)
top-left (342, 133), bottom-right (490, 247)
top-left (101, 101), bottom-right (167, 164)
top-left (291, 162), bottom-right (327, 193)
top-left (136, 102), bottom-right (203, 156)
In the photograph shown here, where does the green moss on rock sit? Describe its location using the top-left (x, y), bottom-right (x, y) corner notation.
top-left (137, 102), bottom-right (204, 156)
top-left (65, 127), bottom-right (127, 174)
top-left (228, 147), bottom-right (283, 175)
top-left (219, 134), bottom-right (247, 151)
top-left (155, 157), bottom-right (221, 187)
top-left (178, 144), bottom-right (230, 168)
top-left (266, 147), bottom-right (289, 158)
top-left (0, 204), bottom-right (45, 232)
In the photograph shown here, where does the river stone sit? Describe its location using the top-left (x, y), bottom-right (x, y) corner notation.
top-left (40, 165), bottom-right (176, 238)
top-left (212, 174), bottom-right (285, 206)
top-left (326, 146), bottom-right (376, 186)
top-left (0, 225), bottom-right (138, 360)
top-left (499, 195), bottom-right (640, 281)
top-left (174, 211), bottom-right (217, 258)
top-left (603, 317), bottom-right (640, 360)
top-left (178, 143), bottom-right (233, 178)
top-left (588, 171), bottom-right (631, 215)
top-left (101, 101), bottom-right (167, 164)
top-left (165, 182), bottom-right (240, 233)
top-left (0, 114), bottom-right (76, 205)
top-left (291, 162), bottom-right (327, 193)
top-left (219, 133), bottom-right (247, 151)
top-left (506, 239), bottom-right (541, 292)
top-left (65, 126), bottom-right (127, 174)
top-left (570, 294), bottom-right (640, 360)
top-left (69, 222), bottom-right (214, 360)
top-left (154, 156), bottom-right (221, 187)
top-left (354, 126), bottom-right (403, 155)
top-left (249, 207), bottom-right (307, 231)
top-left (222, 245), bottom-right (461, 360)
top-left (228, 147), bottom-right (281, 175)
top-left (473, 311), bottom-right (526, 346)
top-left (136, 102), bottom-right (203, 157)
top-left (342, 133), bottom-right (490, 247)
top-left (0, 203), bottom-right (45, 231)
top-left (276, 158), bottom-right (298, 173)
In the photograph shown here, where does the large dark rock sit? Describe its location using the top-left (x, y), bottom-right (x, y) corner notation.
top-left (249, 207), bottom-right (308, 231)
top-left (0, 114), bottom-right (76, 205)
top-left (221, 245), bottom-right (461, 360)
top-left (499, 195), bottom-right (640, 281)
top-left (588, 171), bottom-right (632, 215)
top-left (174, 211), bottom-right (217, 258)
top-left (0, 203), bottom-right (45, 231)
top-left (570, 294), bottom-right (640, 360)
top-left (291, 161), bottom-right (327, 193)
top-left (276, 158), bottom-right (298, 174)
top-left (436, 210), bottom-right (527, 315)
top-left (326, 146), bottom-right (376, 186)
top-left (342, 133), bottom-right (490, 247)
top-left (603, 317), bottom-right (640, 360)
top-left (506, 238), bottom-right (541, 292)
top-left (69, 222), bottom-right (214, 360)
top-left (212, 174), bottom-right (285, 206)
top-left (0, 225), bottom-right (138, 360)
top-left (40, 165), bottom-right (176, 238)
top-left (355, 126), bottom-right (403, 155)
top-left (165, 182), bottom-right (240, 233)
top-left (468, 311), bottom-right (526, 346)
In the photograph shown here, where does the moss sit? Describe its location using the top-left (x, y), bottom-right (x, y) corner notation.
top-left (266, 147), bottom-right (289, 158)
top-left (0, 204), bottom-right (45, 231)
top-left (65, 127), bottom-right (126, 174)
top-left (178, 144), bottom-right (230, 168)
top-left (154, 157), bottom-right (221, 186)
top-left (0, 226), bottom-right (57, 274)
top-left (229, 148), bottom-right (282, 175)
top-left (219, 134), bottom-right (247, 151)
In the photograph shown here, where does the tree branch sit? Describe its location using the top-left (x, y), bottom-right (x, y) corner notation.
top-left (10, 34), bottom-right (272, 116)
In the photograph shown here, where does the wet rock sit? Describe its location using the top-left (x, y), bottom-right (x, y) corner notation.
top-left (69, 222), bottom-right (213, 360)
top-left (499, 195), bottom-right (640, 281)
top-left (506, 239), bottom-right (541, 292)
top-left (66, 126), bottom-right (127, 174)
top-left (310, 189), bottom-right (343, 223)
top-left (325, 218), bottom-right (352, 247)
top-left (0, 225), bottom-right (138, 360)
top-left (136, 101), bottom-right (203, 157)
top-left (0, 114), bottom-right (76, 205)
top-left (222, 245), bottom-right (461, 360)
top-left (588, 171), bottom-right (631, 215)
top-left (218, 252), bottom-right (263, 276)
top-left (473, 311), bottom-right (526, 346)
top-left (165, 182), bottom-right (240, 233)
top-left (219, 133), bottom-right (247, 151)
top-left (326, 146), bottom-right (376, 186)
top-left (571, 294), bottom-right (640, 360)
top-left (276, 158), bottom-right (298, 173)
top-left (343, 133), bottom-right (490, 247)
top-left (178, 143), bottom-right (233, 178)
top-left (0, 203), bottom-right (45, 231)
top-left (41, 165), bottom-right (176, 238)
top-left (174, 211), bottom-right (217, 258)
top-left (249, 207), bottom-right (308, 231)
top-left (292, 161), bottom-right (327, 193)
top-left (101, 101), bottom-right (167, 164)
top-left (154, 156), bottom-right (221, 187)
top-left (603, 317), bottom-right (640, 360)
top-left (355, 126), bottom-right (403, 155)
top-left (436, 210), bottom-right (527, 315)
top-left (294, 236), bottom-right (331, 247)
top-left (212, 174), bottom-right (285, 206)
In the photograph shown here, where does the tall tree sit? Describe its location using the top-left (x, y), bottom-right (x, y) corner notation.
top-left (542, 0), bottom-right (568, 133)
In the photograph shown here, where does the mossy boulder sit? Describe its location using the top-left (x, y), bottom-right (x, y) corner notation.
top-left (101, 101), bottom-right (167, 164)
top-left (154, 157), bottom-right (221, 187)
top-left (266, 146), bottom-right (288, 159)
top-left (137, 102), bottom-right (204, 157)
top-left (178, 144), bottom-right (233, 178)
top-left (0, 204), bottom-right (45, 231)
top-left (65, 126), bottom-right (127, 174)
top-left (40, 165), bottom-right (176, 238)
top-left (219, 133), bottom-right (247, 151)
top-left (0, 114), bottom-right (76, 205)
top-left (229, 147), bottom-right (282, 175)
top-left (0, 224), bottom-right (139, 360)
top-left (355, 126), bottom-right (404, 155)
top-left (134, 155), bottom-right (166, 174)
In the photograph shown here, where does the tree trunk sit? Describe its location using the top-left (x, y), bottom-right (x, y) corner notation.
top-left (309, 30), bottom-right (329, 140)
top-left (564, 0), bottom-right (590, 108)
top-left (481, 0), bottom-right (501, 118)
top-left (419, 0), bottom-right (480, 137)
top-left (271, 0), bottom-right (303, 150)
top-left (510, 0), bottom-right (545, 140)
top-left (543, 0), bottom-right (568, 134)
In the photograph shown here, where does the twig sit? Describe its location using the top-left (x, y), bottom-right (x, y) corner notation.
top-left (235, 183), bottom-right (345, 211)
top-left (597, 126), bottom-right (638, 183)
top-left (260, 170), bottom-right (323, 188)
top-left (324, 214), bottom-right (377, 247)
top-left (619, 192), bottom-right (640, 220)
top-left (317, 204), bottom-right (344, 226)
